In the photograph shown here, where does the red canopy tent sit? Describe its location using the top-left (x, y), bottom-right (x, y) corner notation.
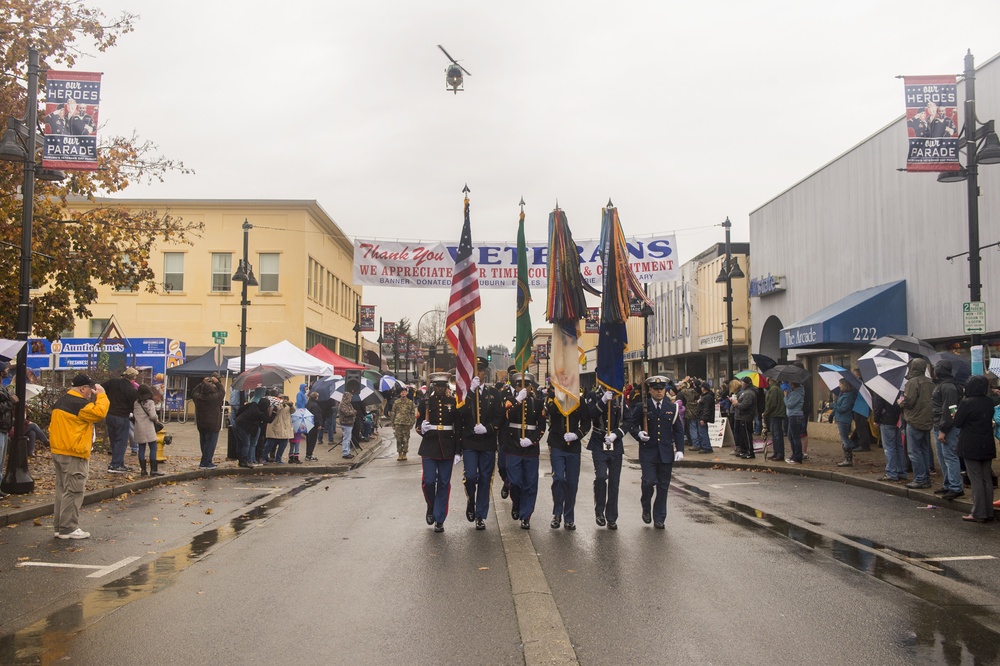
top-left (306, 344), bottom-right (366, 375)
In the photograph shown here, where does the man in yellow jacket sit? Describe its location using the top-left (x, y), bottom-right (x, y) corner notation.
top-left (51, 374), bottom-right (110, 539)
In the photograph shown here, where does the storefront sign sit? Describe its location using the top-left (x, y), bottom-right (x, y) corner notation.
top-left (749, 274), bottom-right (785, 298)
top-left (699, 332), bottom-right (725, 348)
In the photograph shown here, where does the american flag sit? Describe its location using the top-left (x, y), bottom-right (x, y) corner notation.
top-left (446, 194), bottom-right (481, 408)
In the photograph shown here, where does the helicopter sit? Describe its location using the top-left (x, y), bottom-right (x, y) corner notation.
top-left (437, 45), bottom-right (470, 94)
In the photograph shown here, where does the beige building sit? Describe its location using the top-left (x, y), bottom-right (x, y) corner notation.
top-left (63, 198), bottom-right (361, 360)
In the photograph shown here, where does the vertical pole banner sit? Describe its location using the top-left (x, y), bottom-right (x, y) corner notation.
top-left (43, 71), bottom-right (101, 171)
top-left (585, 307), bottom-right (600, 334)
top-left (903, 76), bottom-right (960, 172)
top-left (358, 305), bottom-right (376, 332)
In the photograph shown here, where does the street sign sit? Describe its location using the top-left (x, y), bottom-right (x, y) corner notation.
top-left (963, 301), bottom-right (986, 334)
top-left (213, 337), bottom-right (226, 345)
top-left (211, 331), bottom-right (228, 338)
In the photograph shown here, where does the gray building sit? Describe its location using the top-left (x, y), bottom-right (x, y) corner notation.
top-left (750, 51), bottom-right (1000, 391)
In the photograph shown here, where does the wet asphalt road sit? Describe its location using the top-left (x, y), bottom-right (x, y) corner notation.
top-left (3, 436), bottom-right (1000, 665)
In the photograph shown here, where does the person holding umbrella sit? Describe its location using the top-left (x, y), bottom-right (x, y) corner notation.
top-left (834, 379), bottom-right (858, 467)
top-left (304, 391), bottom-right (322, 462)
top-left (953, 375), bottom-right (997, 522)
top-left (337, 381), bottom-right (359, 459)
top-left (784, 382), bottom-right (806, 464)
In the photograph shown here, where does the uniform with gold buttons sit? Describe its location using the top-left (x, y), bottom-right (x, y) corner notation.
top-left (416, 373), bottom-right (461, 532)
top-left (626, 375), bottom-right (685, 528)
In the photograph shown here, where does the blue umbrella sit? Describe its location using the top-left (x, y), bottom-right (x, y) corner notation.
top-left (290, 408), bottom-right (315, 434)
top-left (379, 375), bottom-right (403, 392)
top-left (311, 376), bottom-right (343, 401)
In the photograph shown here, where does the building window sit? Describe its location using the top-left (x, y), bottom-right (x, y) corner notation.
top-left (339, 340), bottom-right (358, 360)
top-left (259, 253), bottom-right (279, 292)
top-left (211, 253), bottom-right (232, 292)
top-left (163, 253), bottom-right (184, 292)
top-left (89, 318), bottom-right (109, 337)
top-left (307, 258), bottom-right (314, 298)
top-left (116, 254), bottom-right (137, 292)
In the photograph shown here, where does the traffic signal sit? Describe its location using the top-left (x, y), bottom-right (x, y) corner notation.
top-left (487, 350), bottom-right (493, 362)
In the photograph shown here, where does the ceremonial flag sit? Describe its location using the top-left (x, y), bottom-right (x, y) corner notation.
top-left (514, 206), bottom-right (533, 373)
top-left (597, 204), bottom-right (654, 393)
top-left (546, 208), bottom-right (588, 415)
top-left (445, 192), bottom-right (481, 408)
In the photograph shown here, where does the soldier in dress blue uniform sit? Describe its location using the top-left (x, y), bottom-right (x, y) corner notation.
top-left (546, 393), bottom-right (591, 530)
top-left (626, 376), bottom-right (686, 528)
top-left (458, 357), bottom-right (504, 530)
top-left (416, 372), bottom-right (461, 533)
top-left (586, 386), bottom-right (627, 529)
top-left (503, 372), bottom-right (546, 529)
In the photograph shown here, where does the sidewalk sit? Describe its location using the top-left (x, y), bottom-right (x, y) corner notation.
top-left (0, 420), bottom-right (385, 527)
top-left (0, 419), bottom-right (981, 526)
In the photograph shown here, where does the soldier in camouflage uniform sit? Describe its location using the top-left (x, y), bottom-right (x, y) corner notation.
top-left (390, 386), bottom-right (416, 461)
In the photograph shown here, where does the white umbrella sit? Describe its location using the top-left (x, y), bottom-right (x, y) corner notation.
top-left (857, 349), bottom-right (910, 404)
top-left (24, 383), bottom-right (45, 400)
top-left (0, 339), bottom-right (26, 363)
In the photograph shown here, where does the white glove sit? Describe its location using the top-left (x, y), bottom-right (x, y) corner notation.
top-left (470, 377), bottom-right (481, 391)
top-left (516, 389), bottom-right (528, 403)
top-left (421, 422), bottom-right (434, 434)
top-left (519, 437), bottom-right (533, 448)
top-left (453, 454), bottom-right (462, 466)
top-left (604, 433), bottom-right (617, 444)
top-left (674, 451), bottom-right (684, 462)
top-left (602, 390), bottom-right (614, 403)
top-left (563, 432), bottom-right (578, 442)
top-left (638, 431), bottom-right (650, 442)
top-left (473, 423), bottom-right (488, 435)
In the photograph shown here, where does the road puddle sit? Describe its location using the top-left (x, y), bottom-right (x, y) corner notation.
top-left (0, 477), bottom-right (323, 664)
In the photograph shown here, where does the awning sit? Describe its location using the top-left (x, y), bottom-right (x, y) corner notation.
top-left (780, 280), bottom-right (907, 349)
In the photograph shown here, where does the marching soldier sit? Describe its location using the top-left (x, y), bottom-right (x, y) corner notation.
top-left (546, 392), bottom-right (591, 530)
top-left (416, 372), bottom-right (461, 533)
top-left (503, 372), bottom-right (546, 529)
top-left (496, 364), bottom-right (518, 500)
top-left (626, 375), bottom-right (686, 529)
top-left (458, 357), bottom-right (504, 530)
top-left (586, 386), bottom-right (627, 529)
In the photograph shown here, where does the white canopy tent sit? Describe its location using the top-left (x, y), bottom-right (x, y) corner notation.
top-left (227, 340), bottom-right (337, 377)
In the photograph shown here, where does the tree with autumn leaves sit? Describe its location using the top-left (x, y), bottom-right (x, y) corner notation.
top-left (1, 1), bottom-right (201, 340)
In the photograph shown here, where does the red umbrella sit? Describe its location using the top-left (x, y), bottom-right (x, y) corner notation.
top-left (231, 365), bottom-right (294, 391)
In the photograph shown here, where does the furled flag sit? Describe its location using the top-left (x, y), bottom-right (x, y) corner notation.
top-left (597, 203), bottom-right (654, 394)
top-left (514, 201), bottom-right (534, 375)
top-left (445, 187), bottom-right (482, 408)
top-left (546, 207), bottom-right (588, 416)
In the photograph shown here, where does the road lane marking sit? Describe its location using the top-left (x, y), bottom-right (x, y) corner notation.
top-left (708, 482), bottom-right (761, 488)
top-left (918, 555), bottom-right (997, 563)
top-left (17, 556), bottom-right (141, 578)
top-left (492, 484), bottom-right (578, 665)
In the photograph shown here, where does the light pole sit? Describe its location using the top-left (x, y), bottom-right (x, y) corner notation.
top-left (936, 50), bottom-right (1000, 374)
top-left (715, 217), bottom-right (745, 384)
top-left (0, 48), bottom-right (66, 494)
top-left (230, 219), bottom-right (258, 375)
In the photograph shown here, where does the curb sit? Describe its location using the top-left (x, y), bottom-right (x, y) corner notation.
top-left (0, 436), bottom-right (387, 528)
top-left (676, 457), bottom-right (974, 513)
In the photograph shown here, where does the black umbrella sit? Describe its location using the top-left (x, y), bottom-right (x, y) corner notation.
top-left (231, 365), bottom-right (294, 391)
top-left (764, 364), bottom-right (811, 384)
top-left (752, 353), bottom-right (778, 372)
top-left (928, 351), bottom-right (971, 386)
top-left (871, 334), bottom-right (936, 359)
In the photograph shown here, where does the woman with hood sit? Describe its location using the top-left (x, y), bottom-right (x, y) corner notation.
top-left (833, 379), bottom-right (858, 467)
top-left (953, 374), bottom-right (996, 522)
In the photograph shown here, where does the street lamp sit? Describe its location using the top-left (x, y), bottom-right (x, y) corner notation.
top-left (716, 217), bottom-right (745, 383)
top-left (0, 49), bottom-right (66, 494)
top-left (231, 219), bottom-right (258, 375)
top-left (935, 51), bottom-right (1000, 373)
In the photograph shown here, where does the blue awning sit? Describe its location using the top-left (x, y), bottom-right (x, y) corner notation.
top-left (780, 280), bottom-right (907, 349)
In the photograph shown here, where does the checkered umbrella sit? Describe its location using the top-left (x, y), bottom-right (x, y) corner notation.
top-left (331, 379), bottom-right (382, 408)
top-left (819, 363), bottom-right (872, 410)
top-left (857, 348), bottom-right (910, 404)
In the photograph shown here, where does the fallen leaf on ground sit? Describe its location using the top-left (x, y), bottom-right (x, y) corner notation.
top-left (204, 508), bottom-right (213, 514)
top-left (17, 556), bottom-right (30, 561)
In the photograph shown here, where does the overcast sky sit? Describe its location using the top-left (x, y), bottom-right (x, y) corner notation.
top-left (78, 1), bottom-right (1000, 348)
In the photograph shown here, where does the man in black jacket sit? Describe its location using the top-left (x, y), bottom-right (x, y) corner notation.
top-left (102, 367), bottom-right (139, 473)
top-left (931, 361), bottom-right (964, 500)
top-left (458, 358), bottom-right (503, 530)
